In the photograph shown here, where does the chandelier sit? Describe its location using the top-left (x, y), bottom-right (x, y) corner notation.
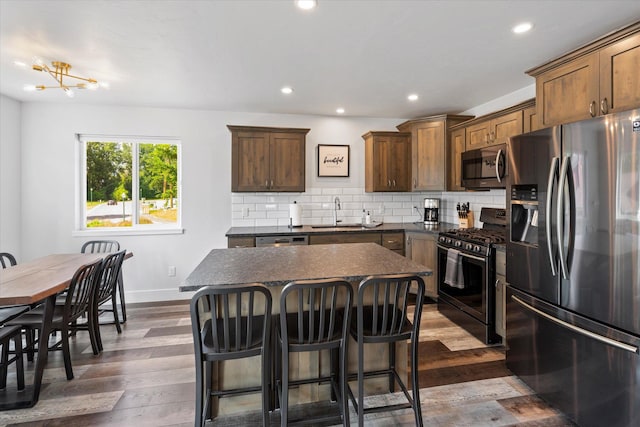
top-left (24, 60), bottom-right (103, 98)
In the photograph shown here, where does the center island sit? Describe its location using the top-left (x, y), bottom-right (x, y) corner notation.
top-left (181, 243), bottom-right (432, 417)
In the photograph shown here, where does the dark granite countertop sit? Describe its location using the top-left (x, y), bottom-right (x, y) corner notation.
top-left (180, 242), bottom-right (432, 291)
top-left (226, 222), bottom-right (456, 238)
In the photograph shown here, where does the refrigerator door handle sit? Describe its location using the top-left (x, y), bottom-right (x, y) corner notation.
top-left (546, 157), bottom-right (559, 276)
top-left (557, 155), bottom-right (570, 280)
top-left (495, 149), bottom-right (503, 183)
top-left (512, 295), bottom-right (639, 354)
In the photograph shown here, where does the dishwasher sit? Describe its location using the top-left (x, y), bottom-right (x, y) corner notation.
top-left (255, 235), bottom-right (308, 247)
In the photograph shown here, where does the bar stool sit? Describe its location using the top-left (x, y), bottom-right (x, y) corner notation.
top-left (347, 274), bottom-right (425, 426)
top-left (277, 278), bottom-right (353, 427)
top-left (190, 283), bottom-right (272, 427)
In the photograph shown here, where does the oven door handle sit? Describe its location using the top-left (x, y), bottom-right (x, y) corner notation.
top-left (437, 244), bottom-right (486, 263)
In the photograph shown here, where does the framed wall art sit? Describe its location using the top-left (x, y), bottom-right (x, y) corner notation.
top-left (317, 144), bottom-right (350, 177)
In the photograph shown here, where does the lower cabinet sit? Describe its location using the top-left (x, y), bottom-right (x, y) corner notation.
top-left (227, 236), bottom-right (255, 248)
top-left (405, 232), bottom-right (438, 298)
top-left (309, 231), bottom-right (405, 256)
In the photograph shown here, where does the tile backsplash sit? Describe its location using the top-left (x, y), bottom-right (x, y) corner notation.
top-left (232, 188), bottom-right (506, 228)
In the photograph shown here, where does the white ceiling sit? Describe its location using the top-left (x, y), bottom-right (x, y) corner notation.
top-left (1, 0), bottom-right (639, 118)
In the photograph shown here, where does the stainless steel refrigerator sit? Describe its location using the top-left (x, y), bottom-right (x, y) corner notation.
top-left (506, 108), bottom-right (639, 427)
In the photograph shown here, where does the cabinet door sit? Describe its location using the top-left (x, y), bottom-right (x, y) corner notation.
top-left (232, 131), bottom-right (270, 192)
top-left (447, 128), bottom-right (465, 191)
top-left (465, 120), bottom-right (491, 150)
top-left (309, 232), bottom-right (381, 245)
top-left (406, 233), bottom-right (437, 298)
top-left (523, 106), bottom-right (539, 133)
top-left (536, 53), bottom-right (599, 128)
top-left (389, 135), bottom-right (411, 191)
top-left (270, 132), bottom-right (305, 191)
top-left (371, 137), bottom-right (391, 191)
top-left (490, 110), bottom-right (523, 146)
top-left (414, 122), bottom-right (445, 191)
top-left (599, 32), bottom-right (640, 115)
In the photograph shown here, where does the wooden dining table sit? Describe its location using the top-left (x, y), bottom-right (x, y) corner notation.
top-left (0, 253), bottom-right (105, 410)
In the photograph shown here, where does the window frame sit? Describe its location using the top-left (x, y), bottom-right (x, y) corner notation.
top-left (74, 134), bottom-right (183, 236)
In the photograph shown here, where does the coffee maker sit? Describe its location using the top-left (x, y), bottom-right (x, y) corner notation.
top-left (424, 198), bottom-right (440, 225)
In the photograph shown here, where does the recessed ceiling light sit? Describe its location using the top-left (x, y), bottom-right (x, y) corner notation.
top-left (407, 94), bottom-right (419, 101)
top-left (14, 60), bottom-right (27, 68)
top-left (336, 108), bottom-right (345, 114)
top-left (296, 0), bottom-right (317, 10)
top-left (281, 86), bottom-right (294, 94)
top-left (512, 22), bottom-right (533, 34)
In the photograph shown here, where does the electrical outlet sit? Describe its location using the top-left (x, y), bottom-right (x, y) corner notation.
top-left (242, 207), bottom-right (249, 217)
top-left (168, 266), bottom-right (176, 277)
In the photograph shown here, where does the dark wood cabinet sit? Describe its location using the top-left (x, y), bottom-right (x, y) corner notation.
top-left (465, 110), bottom-right (523, 150)
top-left (528, 22), bottom-right (640, 127)
top-left (448, 127), bottom-right (466, 191)
top-left (405, 232), bottom-right (437, 298)
top-left (362, 131), bottom-right (411, 192)
top-left (396, 114), bottom-right (472, 192)
top-left (228, 125), bottom-right (309, 192)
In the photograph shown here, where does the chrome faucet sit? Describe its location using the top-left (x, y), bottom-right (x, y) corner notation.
top-left (333, 196), bottom-right (341, 226)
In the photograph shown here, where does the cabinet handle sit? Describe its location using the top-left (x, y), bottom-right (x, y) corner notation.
top-left (589, 101), bottom-right (597, 117)
top-left (392, 179), bottom-right (396, 187)
top-left (388, 179), bottom-right (391, 187)
top-left (490, 131), bottom-right (495, 142)
top-left (265, 180), bottom-right (269, 187)
top-left (600, 98), bottom-right (609, 115)
top-left (270, 180), bottom-right (273, 188)
top-left (413, 178), bottom-right (417, 188)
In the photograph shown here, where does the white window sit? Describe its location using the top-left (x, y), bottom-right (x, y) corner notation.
top-left (75, 134), bottom-right (182, 235)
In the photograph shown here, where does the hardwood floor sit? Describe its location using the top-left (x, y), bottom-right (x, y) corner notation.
top-left (0, 300), bottom-right (577, 426)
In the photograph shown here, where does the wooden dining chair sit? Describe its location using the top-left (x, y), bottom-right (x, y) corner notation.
top-left (9, 259), bottom-right (103, 380)
top-left (81, 240), bottom-right (127, 324)
top-left (347, 274), bottom-right (425, 427)
top-left (190, 283), bottom-right (272, 427)
top-left (277, 278), bottom-right (353, 427)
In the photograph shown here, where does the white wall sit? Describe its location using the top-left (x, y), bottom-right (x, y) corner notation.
top-left (0, 94), bottom-right (22, 259)
top-left (17, 103), bottom-right (402, 302)
top-left (7, 83), bottom-right (532, 303)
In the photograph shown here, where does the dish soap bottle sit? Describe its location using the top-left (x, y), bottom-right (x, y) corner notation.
top-left (361, 209), bottom-right (367, 225)
top-left (365, 211), bottom-right (371, 225)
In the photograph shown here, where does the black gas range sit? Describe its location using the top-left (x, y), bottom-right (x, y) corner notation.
top-left (436, 207), bottom-right (506, 344)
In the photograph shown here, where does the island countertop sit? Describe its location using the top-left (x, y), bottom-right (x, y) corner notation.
top-left (180, 242), bottom-right (432, 291)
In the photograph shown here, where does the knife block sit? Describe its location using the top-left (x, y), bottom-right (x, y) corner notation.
top-left (458, 211), bottom-right (474, 229)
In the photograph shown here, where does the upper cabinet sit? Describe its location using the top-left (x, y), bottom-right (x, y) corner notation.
top-left (465, 109), bottom-right (524, 150)
top-left (362, 131), bottom-right (411, 192)
top-left (228, 125), bottom-right (310, 192)
top-left (396, 114), bottom-right (472, 192)
top-left (448, 127), bottom-right (466, 191)
top-left (528, 22), bottom-right (640, 128)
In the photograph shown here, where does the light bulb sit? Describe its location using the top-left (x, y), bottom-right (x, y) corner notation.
top-left (336, 108), bottom-right (345, 114)
top-left (407, 94), bottom-right (419, 101)
top-left (64, 87), bottom-right (75, 98)
top-left (281, 86), bottom-right (293, 94)
top-left (296, 0), bottom-right (317, 10)
top-left (99, 81), bottom-right (110, 89)
top-left (88, 82), bottom-right (99, 90)
top-left (513, 22), bottom-right (533, 34)
top-left (23, 84), bottom-right (37, 92)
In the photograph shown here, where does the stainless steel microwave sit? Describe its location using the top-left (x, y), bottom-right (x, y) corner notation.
top-left (461, 144), bottom-right (507, 189)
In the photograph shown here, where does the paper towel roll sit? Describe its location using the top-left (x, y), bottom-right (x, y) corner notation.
top-left (289, 202), bottom-right (302, 227)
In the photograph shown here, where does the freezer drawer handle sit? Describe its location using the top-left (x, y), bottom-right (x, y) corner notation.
top-left (511, 295), bottom-right (638, 354)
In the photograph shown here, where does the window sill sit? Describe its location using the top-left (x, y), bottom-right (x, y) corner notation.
top-left (72, 228), bottom-right (184, 237)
